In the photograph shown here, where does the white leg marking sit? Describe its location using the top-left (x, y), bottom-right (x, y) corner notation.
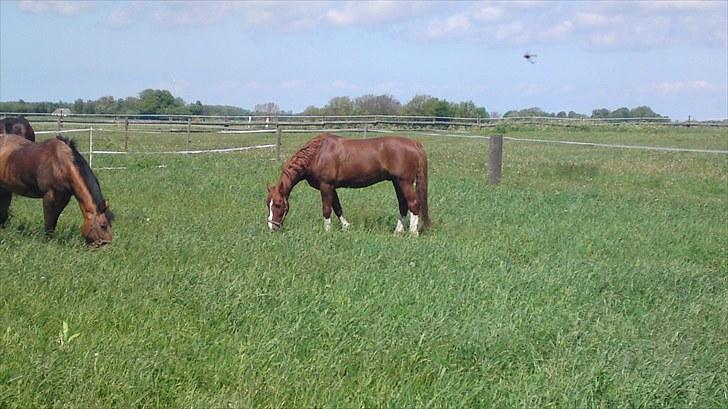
top-left (324, 217), bottom-right (332, 232)
top-left (340, 216), bottom-right (350, 229)
top-left (409, 213), bottom-right (419, 236)
top-left (394, 216), bottom-right (406, 234)
top-left (268, 200), bottom-right (274, 230)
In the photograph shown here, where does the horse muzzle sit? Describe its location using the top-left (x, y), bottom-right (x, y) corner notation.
top-left (268, 219), bottom-right (283, 231)
top-left (89, 239), bottom-right (111, 247)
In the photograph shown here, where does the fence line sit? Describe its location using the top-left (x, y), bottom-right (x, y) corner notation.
top-left (502, 136), bottom-right (728, 154)
top-left (86, 144), bottom-right (276, 155)
top-left (7, 111), bottom-right (727, 128)
top-left (35, 128), bottom-right (92, 135)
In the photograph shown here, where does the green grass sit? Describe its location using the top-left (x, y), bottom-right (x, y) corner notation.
top-left (1, 125), bottom-right (727, 407)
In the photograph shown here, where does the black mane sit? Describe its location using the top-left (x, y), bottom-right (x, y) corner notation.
top-left (56, 136), bottom-right (114, 224)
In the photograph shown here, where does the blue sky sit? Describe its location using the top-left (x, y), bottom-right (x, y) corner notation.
top-left (1, 0), bottom-right (726, 119)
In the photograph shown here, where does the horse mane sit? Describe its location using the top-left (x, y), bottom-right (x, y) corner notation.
top-left (56, 135), bottom-right (114, 224)
top-left (279, 134), bottom-right (328, 185)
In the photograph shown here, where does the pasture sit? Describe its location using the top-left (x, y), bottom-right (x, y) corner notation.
top-left (1, 124), bottom-right (727, 407)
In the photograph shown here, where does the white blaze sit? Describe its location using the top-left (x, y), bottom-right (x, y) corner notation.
top-left (409, 213), bottom-right (419, 236)
top-left (268, 200), bottom-right (274, 230)
top-left (394, 216), bottom-right (406, 234)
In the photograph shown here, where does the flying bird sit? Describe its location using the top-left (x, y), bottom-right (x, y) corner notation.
top-left (523, 52), bottom-right (537, 64)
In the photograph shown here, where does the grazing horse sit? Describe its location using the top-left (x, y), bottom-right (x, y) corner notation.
top-left (1, 117), bottom-right (36, 141)
top-left (0, 134), bottom-right (113, 246)
top-left (266, 133), bottom-right (429, 235)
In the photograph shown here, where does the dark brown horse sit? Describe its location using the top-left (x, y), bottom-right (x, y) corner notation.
top-left (1, 117), bottom-right (36, 141)
top-left (0, 134), bottom-right (113, 246)
top-left (266, 133), bottom-right (429, 235)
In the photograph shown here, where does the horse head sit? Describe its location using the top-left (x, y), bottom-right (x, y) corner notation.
top-left (81, 200), bottom-right (113, 246)
top-left (266, 185), bottom-right (288, 231)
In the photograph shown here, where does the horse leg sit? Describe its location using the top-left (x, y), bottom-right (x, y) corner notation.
top-left (0, 188), bottom-right (11, 226)
top-left (392, 181), bottom-right (409, 235)
top-left (42, 190), bottom-right (71, 236)
top-left (332, 189), bottom-right (350, 229)
top-left (320, 184), bottom-right (335, 232)
top-left (399, 180), bottom-right (421, 236)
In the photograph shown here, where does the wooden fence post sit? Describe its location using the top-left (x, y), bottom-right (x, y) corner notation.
top-left (124, 117), bottom-right (129, 152)
top-left (276, 125), bottom-right (282, 161)
top-left (186, 117), bottom-right (191, 150)
top-left (488, 135), bottom-right (503, 185)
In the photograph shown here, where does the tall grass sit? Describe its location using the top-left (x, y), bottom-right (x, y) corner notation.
top-left (1, 126), bottom-right (726, 407)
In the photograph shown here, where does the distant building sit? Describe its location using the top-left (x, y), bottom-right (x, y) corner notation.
top-left (52, 108), bottom-right (72, 116)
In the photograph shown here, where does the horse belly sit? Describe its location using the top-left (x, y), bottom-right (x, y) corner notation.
top-left (0, 178), bottom-right (43, 197)
top-left (0, 166), bottom-right (43, 197)
top-left (334, 171), bottom-right (390, 188)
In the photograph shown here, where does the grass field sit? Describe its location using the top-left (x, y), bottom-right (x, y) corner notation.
top-left (1, 124), bottom-right (727, 407)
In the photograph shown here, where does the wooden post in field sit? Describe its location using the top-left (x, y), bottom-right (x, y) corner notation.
top-left (488, 135), bottom-right (503, 185)
top-left (276, 125), bottom-right (282, 161)
top-left (364, 122), bottom-right (368, 139)
top-left (124, 117), bottom-right (129, 152)
top-left (186, 117), bottom-right (191, 150)
top-left (57, 114), bottom-right (62, 132)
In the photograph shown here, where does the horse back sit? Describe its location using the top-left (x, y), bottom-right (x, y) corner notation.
top-left (316, 135), bottom-right (423, 187)
top-left (0, 135), bottom-right (74, 197)
top-left (0, 117), bottom-right (36, 141)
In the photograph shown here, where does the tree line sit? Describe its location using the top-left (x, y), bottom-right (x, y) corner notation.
top-left (0, 89), bottom-right (250, 117)
top-left (0, 89), bottom-right (663, 120)
top-left (502, 106), bottom-right (663, 119)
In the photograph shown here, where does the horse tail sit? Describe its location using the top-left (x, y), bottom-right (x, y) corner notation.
top-left (415, 141), bottom-right (430, 228)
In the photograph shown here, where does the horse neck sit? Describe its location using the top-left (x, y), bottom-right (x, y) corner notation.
top-left (277, 138), bottom-right (324, 196)
top-left (69, 168), bottom-right (101, 219)
top-left (277, 167), bottom-right (303, 198)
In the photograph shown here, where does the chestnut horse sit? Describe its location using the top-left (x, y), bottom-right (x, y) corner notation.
top-left (0, 134), bottom-right (113, 246)
top-left (1, 117), bottom-right (36, 141)
top-left (266, 133), bottom-right (429, 235)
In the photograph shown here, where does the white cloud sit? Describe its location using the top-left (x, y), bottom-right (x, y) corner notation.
top-left (657, 80), bottom-right (711, 94)
top-left (151, 1), bottom-right (239, 27)
top-left (87, 1), bottom-right (727, 50)
top-left (279, 80), bottom-right (305, 89)
top-left (472, 6), bottom-right (503, 22)
top-left (106, 6), bottom-right (133, 29)
top-left (543, 20), bottom-right (574, 40)
top-left (425, 14), bottom-right (471, 40)
top-left (332, 80), bottom-right (360, 92)
top-left (575, 12), bottom-right (615, 27)
top-left (19, 0), bottom-right (92, 16)
top-left (516, 83), bottom-right (546, 97)
top-left (325, 1), bottom-right (424, 27)
top-left (638, 0), bottom-right (721, 11)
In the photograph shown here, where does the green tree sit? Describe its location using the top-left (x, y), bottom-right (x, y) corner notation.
top-left (591, 108), bottom-right (610, 118)
top-left (323, 97), bottom-right (354, 116)
top-left (354, 94), bottom-right (401, 115)
top-left (609, 107), bottom-right (631, 119)
top-left (402, 95), bottom-right (437, 116)
top-left (302, 106), bottom-right (323, 116)
top-left (630, 106), bottom-right (659, 118)
top-left (138, 89), bottom-right (181, 115)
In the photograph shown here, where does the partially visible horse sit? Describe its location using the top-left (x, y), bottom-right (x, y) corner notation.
top-left (1, 117), bottom-right (36, 141)
top-left (0, 134), bottom-right (113, 246)
top-left (266, 133), bottom-right (429, 235)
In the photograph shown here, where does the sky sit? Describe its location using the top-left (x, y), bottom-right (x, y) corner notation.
top-left (1, 0), bottom-right (727, 120)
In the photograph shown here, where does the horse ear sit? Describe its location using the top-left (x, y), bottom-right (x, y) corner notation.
top-left (101, 200), bottom-right (110, 212)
